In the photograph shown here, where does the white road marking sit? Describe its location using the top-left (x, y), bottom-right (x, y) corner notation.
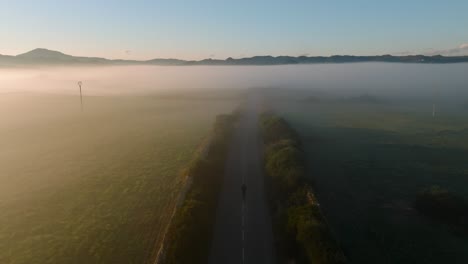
top-left (243, 202), bottom-right (246, 258)
top-left (241, 121), bottom-right (247, 264)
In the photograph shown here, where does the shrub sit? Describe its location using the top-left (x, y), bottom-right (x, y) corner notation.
top-left (265, 140), bottom-right (304, 192)
top-left (261, 113), bottom-right (300, 145)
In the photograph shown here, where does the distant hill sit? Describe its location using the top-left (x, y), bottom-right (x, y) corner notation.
top-left (1, 48), bottom-right (468, 67)
top-left (346, 94), bottom-right (388, 104)
top-left (302, 94), bottom-right (388, 105)
top-left (17, 48), bottom-right (76, 60)
top-left (1, 48), bottom-right (111, 66)
top-left (145, 58), bottom-right (188, 65)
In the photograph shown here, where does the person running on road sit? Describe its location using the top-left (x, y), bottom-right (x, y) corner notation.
top-left (241, 183), bottom-right (247, 201)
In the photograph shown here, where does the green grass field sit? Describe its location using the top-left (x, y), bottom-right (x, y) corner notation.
top-left (0, 94), bottom-right (238, 264)
top-left (272, 97), bottom-right (468, 264)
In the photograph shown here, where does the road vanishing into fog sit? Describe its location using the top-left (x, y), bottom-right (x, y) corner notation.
top-left (209, 95), bottom-right (275, 264)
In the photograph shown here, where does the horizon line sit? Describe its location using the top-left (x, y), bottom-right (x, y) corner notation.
top-left (3, 48), bottom-right (468, 62)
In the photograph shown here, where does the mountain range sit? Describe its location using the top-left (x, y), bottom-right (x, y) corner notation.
top-left (1, 48), bottom-right (468, 67)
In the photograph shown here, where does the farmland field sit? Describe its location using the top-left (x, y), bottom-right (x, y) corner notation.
top-left (0, 93), bottom-right (238, 264)
top-left (271, 95), bottom-right (468, 264)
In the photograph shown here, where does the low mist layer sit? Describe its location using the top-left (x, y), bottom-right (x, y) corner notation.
top-left (1, 64), bottom-right (467, 101)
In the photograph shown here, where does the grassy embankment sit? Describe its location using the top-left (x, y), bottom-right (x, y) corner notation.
top-left (161, 110), bottom-right (240, 264)
top-left (260, 112), bottom-right (346, 264)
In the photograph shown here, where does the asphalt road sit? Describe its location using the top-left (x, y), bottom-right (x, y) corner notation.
top-left (209, 95), bottom-right (275, 264)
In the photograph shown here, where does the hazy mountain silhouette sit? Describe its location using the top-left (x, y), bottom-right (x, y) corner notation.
top-left (145, 58), bottom-right (188, 65)
top-left (346, 94), bottom-right (388, 104)
top-left (1, 48), bottom-right (111, 66)
top-left (17, 48), bottom-right (76, 60)
top-left (1, 48), bottom-right (468, 67)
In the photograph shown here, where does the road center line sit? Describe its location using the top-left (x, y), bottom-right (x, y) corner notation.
top-left (242, 196), bottom-right (245, 263)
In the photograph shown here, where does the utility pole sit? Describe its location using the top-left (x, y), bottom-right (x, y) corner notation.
top-left (78, 81), bottom-right (83, 111)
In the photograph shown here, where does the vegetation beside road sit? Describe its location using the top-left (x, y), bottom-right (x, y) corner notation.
top-left (271, 96), bottom-right (468, 263)
top-left (260, 112), bottom-right (346, 264)
top-left (162, 110), bottom-right (240, 264)
top-left (0, 97), bottom-right (239, 264)
top-left (414, 185), bottom-right (468, 236)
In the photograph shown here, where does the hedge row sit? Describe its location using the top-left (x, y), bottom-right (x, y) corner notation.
top-left (162, 112), bottom-right (239, 264)
top-left (260, 112), bottom-right (346, 264)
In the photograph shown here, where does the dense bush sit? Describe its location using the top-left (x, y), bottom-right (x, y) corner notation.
top-left (265, 139), bottom-right (303, 196)
top-left (287, 187), bottom-right (346, 264)
top-left (163, 112), bottom-right (238, 264)
top-left (260, 112), bottom-right (346, 264)
top-left (261, 112), bottom-right (300, 145)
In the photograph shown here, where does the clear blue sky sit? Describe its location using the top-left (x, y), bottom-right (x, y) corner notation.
top-left (1, 0), bottom-right (467, 59)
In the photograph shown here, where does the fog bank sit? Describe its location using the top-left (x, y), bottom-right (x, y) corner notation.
top-left (1, 64), bottom-right (467, 100)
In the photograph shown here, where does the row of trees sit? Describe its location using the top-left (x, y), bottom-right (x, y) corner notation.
top-left (260, 112), bottom-right (346, 264)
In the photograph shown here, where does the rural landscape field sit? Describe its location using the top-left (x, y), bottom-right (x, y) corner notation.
top-left (2, 1), bottom-right (468, 263)
top-left (1, 61), bottom-right (468, 263)
top-left (270, 91), bottom-right (468, 263)
top-left (0, 91), bottom-right (238, 264)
